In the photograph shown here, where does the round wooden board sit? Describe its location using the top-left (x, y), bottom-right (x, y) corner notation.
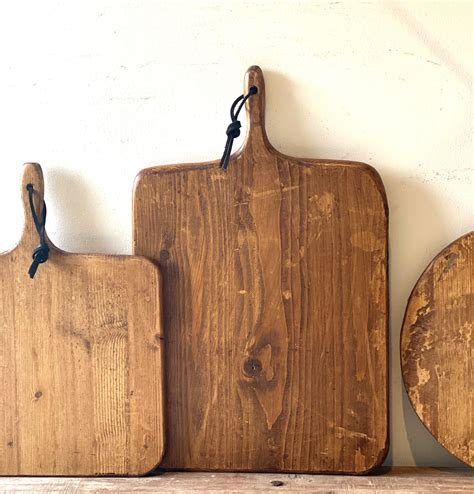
top-left (401, 231), bottom-right (473, 466)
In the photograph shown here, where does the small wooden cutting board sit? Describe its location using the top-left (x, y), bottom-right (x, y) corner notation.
top-left (0, 163), bottom-right (165, 476)
top-left (133, 66), bottom-right (389, 473)
top-left (401, 232), bottom-right (473, 466)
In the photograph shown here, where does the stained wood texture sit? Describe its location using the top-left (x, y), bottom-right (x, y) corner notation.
top-left (401, 232), bottom-right (473, 467)
top-left (0, 163), bottom-right (165, 476)
top-left (1, 468), bottom-right (473, 493)
top-left (133, 66), bottom-right (389, 473)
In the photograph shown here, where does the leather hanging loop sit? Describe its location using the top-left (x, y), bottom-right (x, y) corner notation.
top-left (26, 183), bottom-right (49, 279)
top-left (219, 85), bottom-right (258, 171)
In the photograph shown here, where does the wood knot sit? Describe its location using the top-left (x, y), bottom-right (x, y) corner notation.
top-left (34, 391), bottom-right (43, 399)
top-left (159, 249), bottom-right (170, 261)
top-left (271, 480), bottom-right (284, 487)
top-left (243, 358), bottom-right (262, 377)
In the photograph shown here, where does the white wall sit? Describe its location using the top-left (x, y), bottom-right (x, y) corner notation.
top-left (0, 0), bottom-right (471, 467)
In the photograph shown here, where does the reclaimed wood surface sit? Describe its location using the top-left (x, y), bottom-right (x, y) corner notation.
top-left (0, 468), bottom-right (473, 493)
top-left (401, 232), bottom-right (473, 467)
top-left (133, 66), bottom-right (389, 473)
top-left (0, 163), bottom-right (165, 476)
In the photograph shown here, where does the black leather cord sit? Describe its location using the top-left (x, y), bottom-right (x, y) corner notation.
top-left (219, 85), bottom-right (258, 171)
top-left (26, 184), bottom-right (49, 279)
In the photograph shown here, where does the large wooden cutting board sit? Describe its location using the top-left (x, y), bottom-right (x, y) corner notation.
top-left (0, 163), bottom-right (165, 476)
top-left (133, 66), bottom-right (389, 473)
top-left (401, 232), bottom-right (473, 466)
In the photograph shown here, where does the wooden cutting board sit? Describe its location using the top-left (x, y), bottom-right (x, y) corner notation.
top-left (0, 163), bottom-right (165, 476)
top-left (133, 66), bottom-right (389, 473)
top-left (401, 232), bottom-right (473, 467)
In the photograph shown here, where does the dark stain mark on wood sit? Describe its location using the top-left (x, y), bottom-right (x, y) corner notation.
top-left (271, 480), bottom-right (285, 487)
top-left (438, 252), bottom-right (458, 280)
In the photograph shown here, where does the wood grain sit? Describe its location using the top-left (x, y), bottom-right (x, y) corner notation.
top-left (0, 468), bottom-right (473, 493)
top-left (0, 163), bottom-right (165, 476)
top-left (401, 232), bottom-right (473, 467)
top-left (133, 66), bottom-right (389, 473)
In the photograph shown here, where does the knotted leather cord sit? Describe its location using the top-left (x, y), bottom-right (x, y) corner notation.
top-left (26, 184), bottom-right (49, 279)
top-left (219, 85), bottom-right (258, 171)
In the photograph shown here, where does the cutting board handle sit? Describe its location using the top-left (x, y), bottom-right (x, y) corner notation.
top-left (19, 163), bottom-right (49, 252)
top-left (243, 65), bottom-right (270, 148)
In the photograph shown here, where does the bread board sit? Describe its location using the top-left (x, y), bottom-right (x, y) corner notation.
top-left (0, 163), bottom-right (165, 476)
top-left (133, 66), bottom-right (389, 473)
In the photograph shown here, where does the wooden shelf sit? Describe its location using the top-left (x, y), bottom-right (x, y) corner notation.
top-left (0, 467), bottom-right (472, 492)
